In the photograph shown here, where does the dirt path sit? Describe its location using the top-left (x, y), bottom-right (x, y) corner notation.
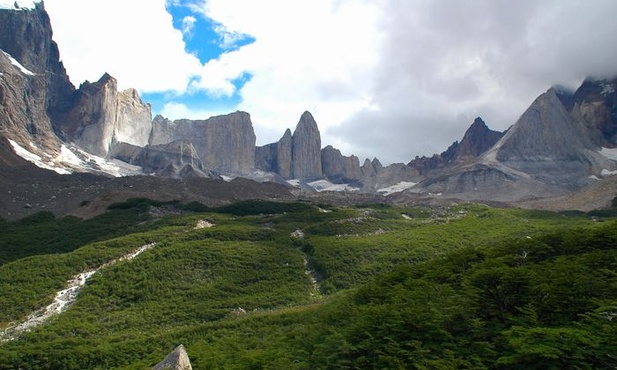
top-left (0, 243), bottom-right (156, 342)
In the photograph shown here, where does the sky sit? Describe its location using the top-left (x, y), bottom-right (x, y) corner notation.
top-left (42, 0), bottom-right (617, 165)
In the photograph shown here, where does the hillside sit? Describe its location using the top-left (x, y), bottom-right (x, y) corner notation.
top-left (0, 199), bottom-right (616, 369)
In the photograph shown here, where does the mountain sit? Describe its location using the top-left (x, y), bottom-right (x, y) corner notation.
top-left (0, 2), bottom-right (616, 210)
top-left (406, 87), bottom-right (617, 202)
top-left (53, 73), bottom-right (152, 157)
top-left (407, 117), bottom-right (504, 175)
top-left (0, 1), bottom-right (72, 157)
top-left (150, 112), bottom-right (256, 175)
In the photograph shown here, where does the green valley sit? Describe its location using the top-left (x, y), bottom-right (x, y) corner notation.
top-left (0, 199), bottom-right (616, 369)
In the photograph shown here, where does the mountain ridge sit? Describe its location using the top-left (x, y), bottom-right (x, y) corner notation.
top-left (0, 3), bottom-right (616, 214)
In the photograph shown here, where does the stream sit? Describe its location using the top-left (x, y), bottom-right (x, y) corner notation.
top-left (0, 243), bottom-right (156, 341)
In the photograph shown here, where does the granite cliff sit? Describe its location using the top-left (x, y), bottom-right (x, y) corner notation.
top-left (53, 73), bottom-right (152, 157)
top-left (150, 112), bottom-right (256, 175)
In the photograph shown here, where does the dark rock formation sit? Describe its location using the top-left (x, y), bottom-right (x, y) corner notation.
top-left (456, 117), bottom-right (505, 160)
top-left (110, 140), bottom-right (215, 179)
top-left (410, 86), bottom-right (617, 201)
top-left (568, 77), bottom-right (617, 146)
top-left (321, 145), bottom-right (362, 184)
top-left (0, 2), bottom-right (73, 155)
top-left (53, 73), bottom-right (152, 157)
top-left (255, 128), bottom-right (292, 178)
top-left (0, 2), bottom-right (74, 118)
top-left (150, 111), bottom-right (256, 174)
top-left (0, 47), bottom-right (60, 155)
top-left (152, 344), bottom-right (192, 370)
top-left (408, 117), bottom-right (503, 175)
top-left (291, 111), bottom-right (322, 179)
top-left (255, 111), bottom-right (323, 180)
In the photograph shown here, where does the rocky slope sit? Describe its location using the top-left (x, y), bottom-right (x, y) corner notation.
top-left (405, 87), bottom-right (617, 202)
top-left (0, 1), bottom-right (72, 156)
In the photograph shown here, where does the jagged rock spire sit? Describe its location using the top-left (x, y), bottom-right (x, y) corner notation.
top-left (292, 111), bottom-right (322, 179)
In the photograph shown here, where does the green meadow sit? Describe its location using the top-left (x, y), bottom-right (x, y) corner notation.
top-left (0, 199), bottom-right (616, 369)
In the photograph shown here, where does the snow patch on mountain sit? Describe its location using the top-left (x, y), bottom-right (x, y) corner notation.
top-left (601, 169), bottom-right (617, 177)
top-left (9, 139), bottom-right (71, 174)
top-left (377, 181), bottom-right (417, 196)
top-left (601, 83), bottom-right (616, 96)
top-left (0, 50), bottom-right (35, 75)
top-left (0, 0), bottom-right (40, 10)
top-left (308, 179), bottom-right (360, 192)
top-left (599, 147), bottom-right (617, 161)
top-left (9, 139), bottom-right (144, 177)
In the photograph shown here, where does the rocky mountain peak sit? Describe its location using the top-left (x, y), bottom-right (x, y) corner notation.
top-left (569, 77), bottom-right (617, 146)
top-left (291, 111), bottom-right (322, 179)
top-left (0, 2), bottom-right (74, 114)
top-left (456, 117), bottom-right (504, 159)
top-left (53, 72), bottom-right (152, 157)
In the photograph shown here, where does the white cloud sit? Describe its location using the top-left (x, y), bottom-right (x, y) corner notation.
top-left (186, 0), bottom-right (383, 135)
top-left (181, 15), bottom-right (197, 37)
top-left (45, 0), bottom-right (202, 93)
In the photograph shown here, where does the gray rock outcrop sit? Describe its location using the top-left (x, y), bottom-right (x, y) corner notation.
top-left (456, 117), bottom-right (505, 160)
top-left (568, 77), bottom-right (617, 146)
top-left (152, 344), bottom-right (192, 370)
top-left (255, 111), bottom-right (323, 180)
top-left (0, 2), bottom-right (74, 118)
top-left (150, 111), bottom-right (256, 174)
top-left (291, 111), bottom-right (322, 179)
top-left (408, 117), bottom-right (504, 175)
top-left (110, 140), bottom-right (215, 179)
top-left (0, 46), bottom-right (60, 155)
top-left (491, 88), bottom-right (610, 186)
top-left (410, 86), bottom-right (617, 201)
top-left (53, 73), bottom-right (152, 157)
top-left (255, 128), bottom-right (292, 178)
top-left (0, 2), bottom-right (73, 155)
top-left (321, 145), bottom-right (362, 184)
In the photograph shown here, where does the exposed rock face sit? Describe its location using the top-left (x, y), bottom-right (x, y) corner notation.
top-left (150, 111), bottom-right (256, 174)
top-left (110, 140), bottom-right (214, 179)
top-left (491, 88), bottom-right (607, 186)
top-left (0, 3), bottom-right (73, 155)
top-left (456, 117), bottom-right (505, 160)
top-left (321, 145), bottom-right (362, 184)
top-left (255, 111), bottom-right (324, 180)
top-left (152, 344), bottom-right (192, 370)
top-left (568, 77), bottom-right (617, 146)
top-left (291, 111), bottom-right (322, 179)
top-left (114, 88), bottom-right (152, 147)
top-left (0, 2), bottom-right (74, 117)
top-left (410, 86), bottom-right (617, 201)
top-left (53, 73), bottom-right (152, 157)
top-left (0, 47), bottom-right (60, 154)
top-left (255, 128), bottom-right (292, 178)
top-left (408, 117), bottom-right (503, 175)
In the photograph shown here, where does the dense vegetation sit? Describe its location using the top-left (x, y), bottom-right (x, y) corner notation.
top-left (0, 199), bottom-right (616, 369)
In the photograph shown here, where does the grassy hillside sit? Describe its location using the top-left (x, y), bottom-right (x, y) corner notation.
top-left (0, 200), bottom-right (615, 369)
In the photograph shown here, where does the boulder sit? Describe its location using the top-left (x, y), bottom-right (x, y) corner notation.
top-left (152, 344), bottom-right (192, 370)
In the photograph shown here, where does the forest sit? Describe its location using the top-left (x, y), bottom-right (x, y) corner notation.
top-left (0, 198), bottom-right (616, 369)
